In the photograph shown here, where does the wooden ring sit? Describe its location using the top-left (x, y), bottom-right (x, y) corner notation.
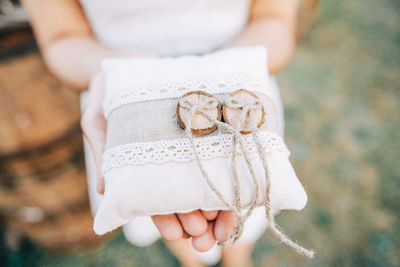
top-left (222, 89), bottom-right (265, 134)
top-left (177, 91), bottom-right (222, 135)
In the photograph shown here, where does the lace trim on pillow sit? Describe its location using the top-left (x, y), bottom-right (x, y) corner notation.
top-left (102, 131), bottom-right (288, 174)
top-left (104, 72), bottom-right (270, 118)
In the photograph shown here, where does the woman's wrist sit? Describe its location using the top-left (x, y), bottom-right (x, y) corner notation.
top-left (43, 35), bottom-right (157, 91)
top-left (228, 17), bottom-right (296, 74)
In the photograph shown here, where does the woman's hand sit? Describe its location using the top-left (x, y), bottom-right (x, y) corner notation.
top-left (81, 71), bottom-right (237, 252)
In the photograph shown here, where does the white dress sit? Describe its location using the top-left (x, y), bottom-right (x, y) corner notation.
top-left (79, 0), bottom-right (284, 264)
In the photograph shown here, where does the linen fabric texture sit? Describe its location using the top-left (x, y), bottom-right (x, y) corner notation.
top-left (94, 47), bottom-right (308, 235)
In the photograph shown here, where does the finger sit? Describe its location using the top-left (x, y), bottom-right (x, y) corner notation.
top-left (96, 176), bottom-right (105, 195)
top-left (214, 210), bottom-right (238, 243)
top-left (152, 214), bottom-right (183, 241)
top-left (82, 112), bottom-right (106, 192)
top-left (177, 210), bottom-right (208, 237)
top-left (96, 175), bottom-right (105, 195)
top-left (81, 109), bottom-right (106, 194)
top-left (81, 72), bottom-right (107, 194)
top-left (191, 222), bottom-right (216, 252)
top-left (201, 210), bottom-right (219, 221)
top-left (182, 230), bottom-right (191, 239)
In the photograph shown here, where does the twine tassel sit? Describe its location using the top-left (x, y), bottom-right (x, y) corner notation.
top-left (249, 112), bottom-right (315, 259)
top-left (178, 94), bottom-right (315, 258)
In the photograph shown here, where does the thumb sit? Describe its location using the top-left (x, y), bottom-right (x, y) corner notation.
top-left (81, 72), bottom-right (107, 194)
top-left (81, 108), bottom-right (107, 194)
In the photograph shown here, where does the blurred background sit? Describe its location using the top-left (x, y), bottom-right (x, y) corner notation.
top-left (0, 0), bottom-right (399, 266)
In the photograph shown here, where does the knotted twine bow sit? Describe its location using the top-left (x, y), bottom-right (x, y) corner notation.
top-left (178, 92), bottom-right (315, 258)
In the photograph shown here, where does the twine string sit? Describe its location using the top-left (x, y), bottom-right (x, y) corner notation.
top-left (226, 95), bottom-right (315, 258)
top-left (178, 93), bottom-right (315, 258)
top-left (179, 96), bottom-right (260, 245)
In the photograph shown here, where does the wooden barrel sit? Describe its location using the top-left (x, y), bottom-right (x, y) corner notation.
top-left (0, 28), bottom-right (107, 252)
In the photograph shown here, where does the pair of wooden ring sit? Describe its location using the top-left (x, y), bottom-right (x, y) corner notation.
top-left (176, 89), bottom-right (265, 135)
